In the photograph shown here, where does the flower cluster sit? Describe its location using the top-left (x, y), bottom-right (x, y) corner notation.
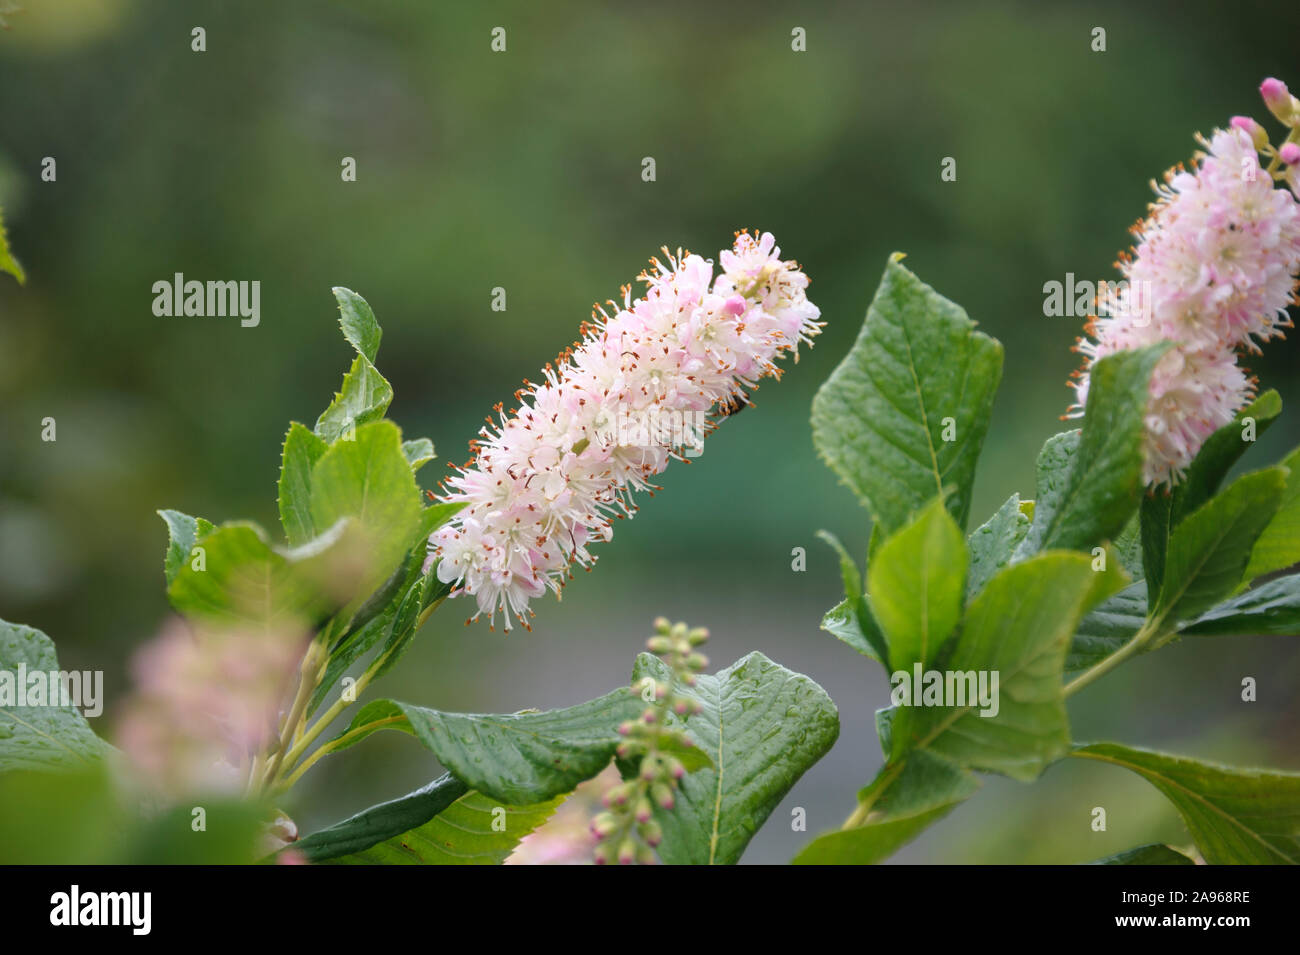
top-left (428, 232), bottom-right (822, 630)
top-left (591, 618), bottom-right (708, 865)
top-left (1070, 79), bottom-right (1300, 487)
top-left (116, 620), bottom-right (306, 800)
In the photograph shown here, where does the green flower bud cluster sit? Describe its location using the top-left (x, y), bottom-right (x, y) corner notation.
top-left (592, 617), bottom-right (708, 865)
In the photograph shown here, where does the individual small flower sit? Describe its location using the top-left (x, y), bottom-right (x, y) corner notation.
top-left (591, 618), bottom-right (707, 865)
top-left (115, 619), bottom-right (307, 800)
top-left (428, 233), bottom-right (822, 631)
top-left (1070, 113), bottom-right (1300, 487)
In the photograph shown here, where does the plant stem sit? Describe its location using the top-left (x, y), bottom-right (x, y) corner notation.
top-left (260, 637), bottom-right (325, 792)
top-left (268, 595), bottom-right (448, 792)
top-left (1063, 618), bottom-right (1164, 698)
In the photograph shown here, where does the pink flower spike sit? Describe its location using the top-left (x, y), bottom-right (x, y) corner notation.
top-left (427, 232), bottom-right (822, 631)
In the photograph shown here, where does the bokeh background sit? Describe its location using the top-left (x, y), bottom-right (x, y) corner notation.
top-left (2, 0), bottom-right (1298, 863)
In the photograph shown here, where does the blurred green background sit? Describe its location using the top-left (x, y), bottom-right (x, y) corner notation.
top-left (2, 0), bottom-right (1298, 863)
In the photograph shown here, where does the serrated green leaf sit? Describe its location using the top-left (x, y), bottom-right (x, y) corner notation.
top-left (820, 596), bottom-right (886, 662)
top-left (1142, 391), bottom-right (1281, 599)
top-left (277, 422), bottom-right (328, 548)
top-left (166, 521), bottom-right (335, 628)
top-left (1112, 512), bottom-right (1144, 580)
top-left (157, 508), bottom-right (215, 587)
top-left (1152, 468), bottom-right (1286, 628)
top-left (869, 497), bottom-right (966, 672)
top-left (0, 621), bottom-right (111, 773)
top-left (309, 420), bottom-right (422, 600)
top-left (327, 789), bottom-right (563, 865)
top-left (1073, 742), bottom-right (1300, 864)
top-left (890, 552), bottom-right (1104, 780)
top-left (1244, 447), bottom-right (1300, 582)
top-left (811, 255), bottom-right (1003, 536)
top-left (401, 438), bottom-right (436, 473)
top-left (1066, 580), bottom-right (1148, 671)
top-left (1182, 574), bottom-right (1300, 637)
top-left (314, 353), bottom-right (393, 444)
top-left (294, 773), bottom-right (469, 862)
top-left (1089, 843), bottom-right (1197, 865)
top-left (331, 287), bottom-right (382, 363)
top-left (631, 651), bottom-right (839, 864)
top-left (967, 493), bottom-right (1031, 599)
top-left (326, 688), bottom-right (645, 805)
top-left (1018, 345), bottom-right (1168, 557)
top-left (793, 751), bottom-right (978, 864)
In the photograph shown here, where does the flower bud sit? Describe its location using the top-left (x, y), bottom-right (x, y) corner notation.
top-left (652, 781), bottom-right (676, 809)
top-left (590, 812), bottom-right (619, 839)
top-left (1230, 115), bottom-right (1269, 150)
top-left (638, 818), bottom-right (663, 847)
top-left (1261, 78), bottom-right (1294, 124)
top-left (617, 837), bottom-right (637, 865)
top-left (636, 843), bottom-right (658, 865)
top-left (646, 636), bottom-right (673, 654)
top-left (1280, 142), bottom-right (1300, 165)
top-left (635, 797), bottom-right (654, 823)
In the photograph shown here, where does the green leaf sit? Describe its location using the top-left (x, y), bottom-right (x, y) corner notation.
top-left (1182, 575), bottom-right (1300, 637)
top-left (816, 529), bottom-right (861, 602)
top-left (1089, 843), bottom-right (1196, 865)
top-left (793, 751), bottom-right (978, 864)
top-left (1151, 468), bottom-right (1287, 628)
top-left (332, 287), bottom-right (382, 363)
top-left (631, 651), bottom-right (840, 865)
top-left (326, 789), bottom-right (563, 865)
top-left (1073, 742), bottom-right (1300, 864)
top-left (811, 254), bottom-right (1003, 536)
top-left (327, 688), bottom-right (645, 805)
top-left (0, 205), bottom-right (25, 285)
top-left (0, 621), bottom-right (111, 773)
top-left (401, 438), bottom-right (436, 473)
top-left (1018, 344), bottom-right (1168, 557)
top-left (868, 497), bottom-right (966, 672)
top-left (1111, 512), bottom-right (1144, 579)
top-left (1244, 446), bottom-right (1300, 582)
top-left (294, 773), bottom-right (469, 862)
top-left (967, 493), bottom-right (1031, 599)
top-left (309, 420), bottom-right (423, 599)
top-left (1066, 580), bottom-right (1148, 671)
top-left (315, 354), bottom-right (393, 444)
top-left (276, 423), bottom-right (328, 548)
top-left (1141, 391), bottom-right (1281, 598)
top-left (157, 508), bottom-right (215, 587)
top-left (165, 521), bottom-right (336, 628)
top-left (820, 597), bottom-right (886, 662)
top-left (816, 530), bottom-right (887, 662)
top-left (890, 552), bottom-right (1109, 780)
